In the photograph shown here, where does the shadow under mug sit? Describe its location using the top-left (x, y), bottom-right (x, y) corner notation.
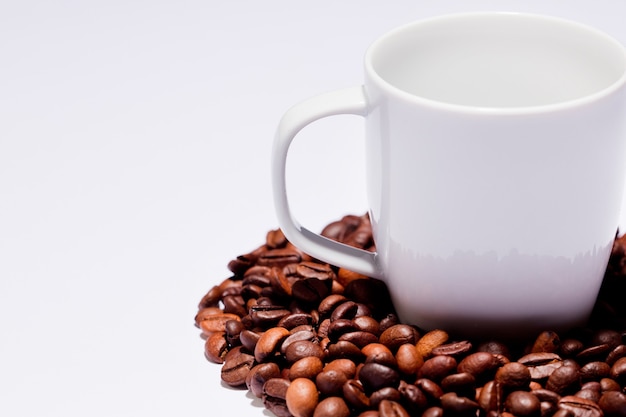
top-left (272, 12), bottom-right (626, 337)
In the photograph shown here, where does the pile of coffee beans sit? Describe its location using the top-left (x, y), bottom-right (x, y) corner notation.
top-left (195, 214), bottom-right (626, 417)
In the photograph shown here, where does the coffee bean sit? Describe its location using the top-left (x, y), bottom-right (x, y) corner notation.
top-left (198, 313), bottom-right (241, 336)
top-left (379, 399), bottom-right (410, 417)
top-left (441, 372), bottom-right (476, 397)
top-left (606, 345), bottom-right (626, 366)
top-left (254, 326), bottom-right (291, 363)
top-left (239, 329), bottom-right (261, 352)
top-left (580, 361), bottom-right (611, 382)
top-left (379, 324), bottom-right (420, 352)
top-left (285, 340), bottom-right (325, 364)
top-left (422, 406), bottom-right (444, 417)
top-left (560, 339), bottom-right (585, 358)
top-left (289, 356), bottom-right (324, 380)
top-left (221, 346), bottom-right (255, 387)
top-left (415, 378), bottom-right (444, 402)
top-left (398, 380), bottom-right (428, 413)
top-left (327, 340), bottom-right (364, 362)
top-left (331, 301), bottom-right (359, 322)
top-left (419, 355), bottom-right (458, 382)
top-left (313, 397), bottom-right (350, 417)
top-left (296, 262), bottom-right (336, 280)
top-left (505, 391), bottom-right (541, 417)
top-left (339, 331), bottom-right (379, 348)
top-left (358, 362), bottom-right (400, 393)
top-left (316, 369), bottom-right (348, 396)
top-left (286, 377), bottom-right (319, 417)
top-left (292, 277), bottom-right (331, 305)
top-left (246, 362), bottom-right (281, 397)
top-left (204, 331), bottom-right (228, 364)
top-left (547, 363), bottom-right (581, 395)
top-left (263, 378), bottom-right (292, 417)
top-left (416, 329), bottom-right (449, 358)
top-left (599, 391), bottom-right (626, 417)
top-left (396, 343), bottom-right (424, 375)
top-left (610, 357), bottom-right (626, 384)
top-left (257, 248), bottom-right (302, 268)
top-left (532, 331), bottom-right (561, 353)
top-left (440, 391), bottom-right (480, 415)
top-left (558, 395), bottom-right (603, 417)
top-left (478, 380), bottom-right (502, 413)
top-left (370, 387), bottom-right (402, 409)
top-left (600, 377), bottom-right (621, 392)
top-left (457, 352), bottom-right (505, 383)
top-left (519, 352), bottom-right (564, 380)
top-left (431, 341), bottom-right (473, 358)
top-left (343, 379), bottom-right (370, 410)
top-left (496, 362), bottom-right (532, 390)
top-left (361, 343), bottom-right (397, 368)
top-left (324, 358), bottom-right (357, 379)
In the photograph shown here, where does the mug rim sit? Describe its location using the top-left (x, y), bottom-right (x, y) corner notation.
top-left (364, 11), bottom-right (626, 115)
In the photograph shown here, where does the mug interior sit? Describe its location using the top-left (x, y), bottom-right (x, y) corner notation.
top-left (367, 13), bottom-right (626, 109)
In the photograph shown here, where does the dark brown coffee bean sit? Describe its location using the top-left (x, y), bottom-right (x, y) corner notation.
top-left (254, 326), bottom-right (291, 363)
top-left (370, 387), bottom-right (402, 409)
top-left (398, 380), bottom-right (428, 413)
top-left (327, 340), bottom-right (365, 362)
top-left (263, 378), bottom-right (292, 417)
top-left (246, 362), bottom-right (281, 397)
top-left (560, 339), bottom-right (585, 358)
top-left (330, 301), bottom-right (359, 322)
top-left (280, 329), bottom-right (318, 355)
top-left (343, 379), bottom-right (370, 410)
top-left (222, 294), bottom-right (247, 317)
top-left (221, 346), bottom-right (255, 387)
top-left (277, 313), bottom-right (315, 330)
top-left (422, 406), bottom-right (444, 417)
top-left (610, 357), bottom-right (626, 384)
top-left (577, 344), bottom-right (612, 363)
top-left (296, 261), bottom-right (335, 280)
top-left (239, 329), bottom-right (261, 352)
top-left (379, 324), bottom-right (420, 352)
top-left (457, 352), bottom-right (505, 383)
top-left (292, 277), bottom-right (331, 305)
top-left (284, 340), bottom-right (324, 364)
top-left (580, 361), bottom-right (611, 382)
top-left (313, 396), bottom-right (350, 417)
top-left (441, 372), bottom-right (476, 397)
top-left (257, 248), bottom-right (302, 268)
top-left (344, 278), bottom-right (395, 319)
top-left (419, 355), bottom-right (457, 382)
top-left (415, 378), bottom-right (444, 402)
top-left (378, 400), bottom-right (409, 417)
top-left (496, 362), bottom-right (532, 390)
top-left (286, 377), bottom-right (319, 417)
top-left (440, 391), bottom-right (480, 415)
top-left (353, 315), bottom-right (381, 335)
top-left (505, 391), bottom-right (541, 417)
top-left (289, 356), bottom-right (323, 380)
top-left (339, 331), bottom-right (379, 348)
top-left (318, 294), bottom-right (348, 317)
top-left (204, 331), bottom-right (228, 364)
top-left (358, 362), bottom-right (400, 393)
top-left (316, 369), bottom-right (348, 396)
top-left (546, 363), bottom-right (581, 395)
top-left (476, 340), bottom-right (511, 359)
top-left (575, 389), bottom-right (601, 403)
top-left (228, 253), bottom-right (257, 275)
top-left (558, 395), bottom-right (603, 417)
top-left (592, 330), bottom-right (623, 350)
top-left (599, 391), bottom-right (626, 417)
top-left (223, 319), bottom-right (245, 346)
top-left (431, 341), bottom-right (473, 358)
top-left (478, 380), bottom-right (503, 413)
top-left (250, 305), bottom-right (291, 328)
top-left (328, 319), bottom-right (359, 341)
top-left (607, 345), bottom-right (626, 366)
top-left (600, 377), bottom-right (621, 392)
top-left (519, 352), bottom-right (564, 380)
top-left (266, 228), bottom-right (287, 249)
top-left (532, 388), bottom-right (561, 404)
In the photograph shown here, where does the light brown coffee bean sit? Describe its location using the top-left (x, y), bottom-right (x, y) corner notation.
top-left (378, 399), bottom-right (410, 417)
top-left (286, 377), bottom-right (319, 417)
top-left (416, 329), bottom-right (449, 358)
top-left (418, 355), bottom-right (457, 382)
top-left (204, 331), bottom-right (228, 364)
top-left (313, 397), bottom-right (350, 417)
top-left (254, 326), bottom-right (290, 363)
top-left (289, 356), bottom-right (323, 381)
top-left (221, 346), bottom-right (255, 387)
top-left (396, 343), bottom-right (424, 375)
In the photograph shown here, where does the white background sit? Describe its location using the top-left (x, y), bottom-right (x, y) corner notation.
top-left (2, 1), bottom-right (626, 416)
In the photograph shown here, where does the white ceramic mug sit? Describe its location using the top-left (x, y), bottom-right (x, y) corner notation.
top-left (272, 12), bottom-right (626, 337)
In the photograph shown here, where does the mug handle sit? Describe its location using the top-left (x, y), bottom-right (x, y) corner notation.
top-left (272, 86), bottom-right (381, 278)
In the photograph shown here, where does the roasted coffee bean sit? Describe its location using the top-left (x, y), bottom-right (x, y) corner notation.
top-left (266, 228), bottom-right (287, 249)
top-left (379, 324), bottom-right (420, 351)
top-left (204, 331), bottom-right (228, 364)
top-left (422, 406), bottom-right (444, 417)
top-left (396, 343), bottom-right (424, 375)
top-left (358, 362), bottom-right (400, 393)
top-left (224, 319), bottom-right (245, 346)
top-left (431, 341), bottom-right (473, 358)
top-left (496, 362), bottom-right (532, 390)
top-left (327, 340), bottom-right (364, 362)
top-left (339, 331), bottom-right (379, 348)
top-left (254, 326), bottom-right (291, 363)
top-left (416, 329), bottom-right (449, 358)
top-left (575, 389), bottom-right (601, 403)
top-left (558, 395), bottom-right (603, 417)
top-left (379, 399), bottom-right (410, 417)
top-left (607, 345), bottom-right (626, 366)
top-left (221, 346), bottom-right (255, 387)
top-left (441, 372), bottom-right (476, 397)
top-left (285, 340), bottom-right (325, 364)
top-left (281, 329), bottom-right (318, 355)
top-left (457, 352), bottom-right (506, 383)
top-left (418, 355), bottom-right (458, 382)
top-left (289, 356), bottom-right (324, 380)
top-left (592, 329), bottom-right (622, 350)
top-left (599, 391), bottom-right (626, 417)
top-left (532, 388), bottom-right (562, 404)
top-left (580, 361), bottom-right (611, 382)
top-left (296, 262), bottom-right (335, 280)
top-left (313, 397), bottom-right (350, 417)
top-left (478, 380), bottom-right (502, 413)
top-left (600, 377), bottom-right (621, 392)
top-left (560, 339), bottom-right (586, 358)
top-left (477, 340), bottom-right (511, 358)
top-left (415, 378), bottom-right (444, 402)
top-left (440, 391), bottom-right (480, 415)
top-left (263, 378), bottom-right (292, 417)
top-left (610, 357), bottom-right (626, 384)
top-left (239, 329), bottom-right (261, 352)
top-left (198, 313), bottom-right (241, 336)
top-left (317, 369), bottom-right (349, 396)
top-left (546, 363), bottom-right (581, 395)
top-left (362, 343), bottom-right (397, 368)
top-left (318, 294), bottom-right (348, 317)
top-left (344, 278), bottom-right (395, 319)
top-left (370, 387), bottom-right (402, 409)
top-left (519, 352), bottom-right (564, 380)
top-left (532, 331), bottom-right (561, 353)
top-left (331, 301), bottom-right (359, 322)
top-left (324, 358), bottom-right (357, 379)
top-left (398, 380), bottom-right (428, 413)
top-left (328, 319), bottom-right (359, 341)
top-left (343, 379), bottom-right (370, 410)
top-left (292, 277), bottom-right (331, 305)
top-left (246, 362), bottom-right (281, 398)
top-left (505, 391), bottom-right (541, 417)
top-left (257, 248), bottom-right (302, 268)
top-left (577, 344), bottom-right (612, 363)
top-left (286, 377), bottom-right (319, 417)
top-left (278, 313), bottom-right (315, 330)
top-left (353, 315), bottom-right (381, 335)
top-left (250, 305), bottom-right (291, 328)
